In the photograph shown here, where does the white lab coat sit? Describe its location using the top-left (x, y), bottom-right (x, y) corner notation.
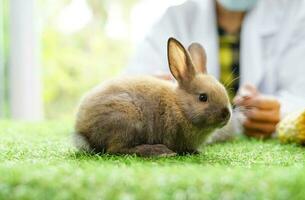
top-left (126, 0), bottom-right (305, 117)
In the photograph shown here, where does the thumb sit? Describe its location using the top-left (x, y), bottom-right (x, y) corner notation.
top-left (234, 84), bottom-right (259, 105)
top-left (238, 84), bottom-right (259, 98)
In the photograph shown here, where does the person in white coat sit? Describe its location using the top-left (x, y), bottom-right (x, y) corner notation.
top-left (126, 0), bottom-right (305, 138)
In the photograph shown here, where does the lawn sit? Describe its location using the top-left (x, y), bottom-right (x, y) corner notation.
top-left (1, 121), bottom-right (305, 200)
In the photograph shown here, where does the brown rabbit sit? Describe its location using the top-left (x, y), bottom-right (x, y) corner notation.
top-left (74, 38), bottom-right (231, 157)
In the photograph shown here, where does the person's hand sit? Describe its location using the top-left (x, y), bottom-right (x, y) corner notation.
top-left (234, 84), bottom-right (281, 139)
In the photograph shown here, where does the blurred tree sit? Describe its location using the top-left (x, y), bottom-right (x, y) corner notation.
top-left (39, 0), bottom-right (139, 119)
top-left (0, 0), bottom-right (10, 118)
top-left (0, 0), bottom-right (4, 118)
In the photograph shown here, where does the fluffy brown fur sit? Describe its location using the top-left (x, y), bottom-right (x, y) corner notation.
top-left (74, 38), bottom-right (231, 157)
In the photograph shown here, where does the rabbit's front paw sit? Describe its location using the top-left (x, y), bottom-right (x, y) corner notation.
top-left (134, 144), bottom-right (176, 157)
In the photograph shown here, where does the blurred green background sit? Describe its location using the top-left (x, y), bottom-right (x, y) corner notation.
top-left (1, 0), bottom-right (186, 120)
top-left (39, 0), bottom-right (138, 119)
top-left (40, 0), bottom-right (134, 120)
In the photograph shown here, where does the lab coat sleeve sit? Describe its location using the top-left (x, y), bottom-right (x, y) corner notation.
top-left (276, 2), bottom-right (305, 116)
top-left (123, 2), bottom-right (194, 75)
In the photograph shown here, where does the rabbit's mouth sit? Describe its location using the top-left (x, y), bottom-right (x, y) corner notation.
top-left (192, 118), bottom-right (218, 130)
top-left (219, 120), bottom-right (229, 127)
top-left (191, 113), bottom-right (230, 130)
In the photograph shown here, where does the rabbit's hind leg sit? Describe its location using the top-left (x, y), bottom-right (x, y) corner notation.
top-left (107, 144), bottom-right (177, 157)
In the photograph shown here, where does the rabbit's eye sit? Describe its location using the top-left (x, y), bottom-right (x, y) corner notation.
top-left (199, 93), bottom-right (208, 102)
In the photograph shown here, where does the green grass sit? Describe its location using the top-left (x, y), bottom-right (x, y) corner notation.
top-left (1, 121), bottom-right (305, 200)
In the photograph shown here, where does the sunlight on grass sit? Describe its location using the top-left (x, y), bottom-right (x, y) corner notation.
top-left (1, 121), bottom-right (305, 199)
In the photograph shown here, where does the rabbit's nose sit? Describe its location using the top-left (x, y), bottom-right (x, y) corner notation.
top-left (221, 107), bottom-right (230, 121)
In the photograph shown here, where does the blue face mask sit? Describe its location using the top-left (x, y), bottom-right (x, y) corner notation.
top-left (217, 0), bottom-right (258, 11)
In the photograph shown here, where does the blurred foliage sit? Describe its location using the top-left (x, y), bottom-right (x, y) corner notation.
top-left (1, 0), bottom-right (10, 118)
top-left (39, 0), bottom-right (139, 119)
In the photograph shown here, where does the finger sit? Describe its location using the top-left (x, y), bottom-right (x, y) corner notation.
top-left (238, 84), bottom-right (259, 98)
top-left (233, 84), bottom-right (257, 104)
top-left (233, 95), bottom-right (244, 105)
top-left (233, 93), bottom-right (255, 106)
top-left (237, 96), bottom-right (280, 110)
top-left (243, 119), bottom-right (277, 134)
top-left (252, 96), bottom-right (281, 110)
top-left (234, 97), bottom-right (255, 108)
top-left (234, 84), bottom-right (259, 106)
top-left (245, 108), bottom-right (280, 123)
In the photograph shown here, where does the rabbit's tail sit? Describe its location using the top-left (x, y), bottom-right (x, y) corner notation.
top-left (73, 132), bottom-right (91, 152)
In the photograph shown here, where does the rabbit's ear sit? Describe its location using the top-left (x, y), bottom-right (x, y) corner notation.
top-left (167, 38), bottom-right (196, 84)
top-left (188, 43), bottom-right (207, 74)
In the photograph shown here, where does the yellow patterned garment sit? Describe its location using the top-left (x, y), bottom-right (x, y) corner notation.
top-left (218, 27), bottom-right (241, 100)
